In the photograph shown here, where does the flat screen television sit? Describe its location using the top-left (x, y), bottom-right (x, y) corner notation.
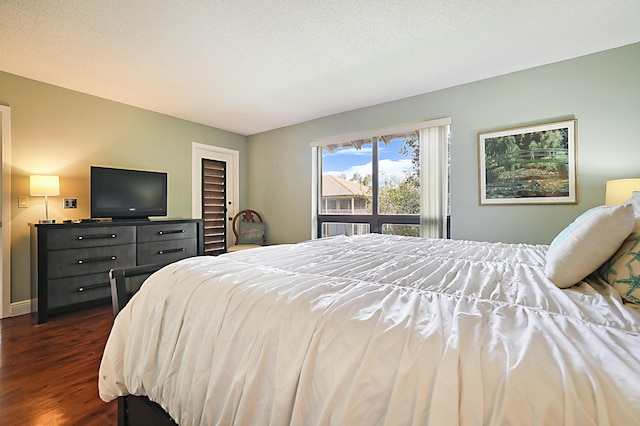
top-left (91, 166), bottom-right (167, 221)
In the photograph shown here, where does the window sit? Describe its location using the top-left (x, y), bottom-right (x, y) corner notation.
top-left (312, 118), bottom-right (451, 239)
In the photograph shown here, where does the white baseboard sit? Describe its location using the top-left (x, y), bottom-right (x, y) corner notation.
top-left (10, 299), bottom-right (32, 317)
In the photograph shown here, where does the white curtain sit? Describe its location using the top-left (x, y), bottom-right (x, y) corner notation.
top-left (420, 124), bottom-right (449, 238)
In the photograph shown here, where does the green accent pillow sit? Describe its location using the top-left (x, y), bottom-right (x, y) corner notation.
top-left (238, 221), bottom-right (265, 245)
top-left (600, 220), bottom-right (640, 304)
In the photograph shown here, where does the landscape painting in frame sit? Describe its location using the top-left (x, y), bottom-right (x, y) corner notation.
top-left (478, 119), bottom-right (577, 205)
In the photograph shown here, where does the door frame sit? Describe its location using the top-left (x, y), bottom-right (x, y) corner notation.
top-left (1, 106), bottom-right (12, 318)
top-left (191, 143), bottom-right (239, 250)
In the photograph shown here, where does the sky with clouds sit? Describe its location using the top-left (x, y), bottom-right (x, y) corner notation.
top-left (322, 139), bottom-right (415, 183)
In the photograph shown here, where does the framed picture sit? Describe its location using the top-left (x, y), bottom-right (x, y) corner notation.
top-left (478, 119), bottom-right (577, 205)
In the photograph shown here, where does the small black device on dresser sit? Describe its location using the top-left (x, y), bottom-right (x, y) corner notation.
top-left (30, 219), bottom-right (204, 324)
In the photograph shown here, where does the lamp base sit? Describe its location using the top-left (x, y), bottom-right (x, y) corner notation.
top-left (38, 219), bottom-right (55, 224)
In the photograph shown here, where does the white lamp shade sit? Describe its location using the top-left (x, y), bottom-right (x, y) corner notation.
top-left (30, 175), bottom-right (60, 196)
top-left (605, 178), bottom-right (640, 206)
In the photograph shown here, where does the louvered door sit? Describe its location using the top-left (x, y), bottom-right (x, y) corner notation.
top-left (202, 159), bottom-right (227, 255)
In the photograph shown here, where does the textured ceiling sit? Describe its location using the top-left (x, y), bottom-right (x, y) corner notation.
top-left (1, 1), bottom-right (639, 136)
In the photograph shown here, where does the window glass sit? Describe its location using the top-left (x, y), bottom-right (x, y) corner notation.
top-left (378, 133), bottom-right (419, 215)
top-left (320, 140), bottom-right (372, 215)
top-left (322, 222), bottom-right (370, 237)
top-left (381, 223), bottom-right (420, 237)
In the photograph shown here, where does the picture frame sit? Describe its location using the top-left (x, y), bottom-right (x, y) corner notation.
top-left (478, 119), bottom-right (577, 205)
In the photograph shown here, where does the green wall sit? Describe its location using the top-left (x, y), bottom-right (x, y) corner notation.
top-left (247, 43), bottom-right (640, 246)
top-left (0, 71), bottom-right (248, 303)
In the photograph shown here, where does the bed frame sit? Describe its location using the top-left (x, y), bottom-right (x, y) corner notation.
top-left (109, 263), bottom-right (179, 426)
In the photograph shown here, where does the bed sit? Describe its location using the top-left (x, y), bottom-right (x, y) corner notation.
top-left (99, 211), bottom-right (640, 425)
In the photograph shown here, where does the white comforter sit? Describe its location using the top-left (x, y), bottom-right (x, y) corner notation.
top-left (99, 234), bottom-right (640, 425)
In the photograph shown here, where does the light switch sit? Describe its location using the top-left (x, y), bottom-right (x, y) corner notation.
top-left (18, 196), bottom-right (29, 208)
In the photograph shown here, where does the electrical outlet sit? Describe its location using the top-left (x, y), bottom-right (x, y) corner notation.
top-left (64, 198), bottom-right (77, 209)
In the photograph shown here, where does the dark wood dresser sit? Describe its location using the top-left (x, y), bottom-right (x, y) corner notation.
top-left (30, 219), bottom-right (204, 323)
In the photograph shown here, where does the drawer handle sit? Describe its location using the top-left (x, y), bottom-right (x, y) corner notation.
top-left (77, 256), bottom-right (117, 264)
top-left (158, 229), bottom-right (186, 235)
top-left (77, 282), bottom-right (110, 292)
top-left (158, 248), bottom-right (187, 255)
top-left (77, 234), bottom-right (117, 240)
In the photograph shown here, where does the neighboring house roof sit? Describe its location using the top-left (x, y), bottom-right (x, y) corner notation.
top-left (322, 175), bottom-right (369, 197)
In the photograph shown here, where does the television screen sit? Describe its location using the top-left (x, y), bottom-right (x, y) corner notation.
top-left (91, 166), bottom-right (167, 220)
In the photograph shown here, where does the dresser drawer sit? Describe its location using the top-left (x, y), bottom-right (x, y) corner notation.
top-left (137, 238), bottom-right (197, 265)
top-left (31, 219), bottom-right (203, 323)
top-left (138, 222), bottom-right (197, 243)
top-left (47, 226), bottom-right (136, 250)
top-left (47, 244), bottom-right (136, 279)
top-left (48, 272), bottom-right (112, 310)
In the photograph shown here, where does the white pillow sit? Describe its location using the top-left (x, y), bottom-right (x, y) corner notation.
top-left (631, 191), bottom-right (640, 218)
top-left (545, 204), bottom-right (635, 288)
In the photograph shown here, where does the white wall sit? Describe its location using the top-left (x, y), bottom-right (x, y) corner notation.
top-left (247, 43), bottom-right (640, 245)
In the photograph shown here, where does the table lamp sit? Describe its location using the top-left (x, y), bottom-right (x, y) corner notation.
top-left (605, 178), bottom-right (640, 206)
top-left (30, 175), bottom-right (60, 223)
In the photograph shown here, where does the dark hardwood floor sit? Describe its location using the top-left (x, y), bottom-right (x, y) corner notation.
top-left (0, 304), bottom-right (118, 425)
